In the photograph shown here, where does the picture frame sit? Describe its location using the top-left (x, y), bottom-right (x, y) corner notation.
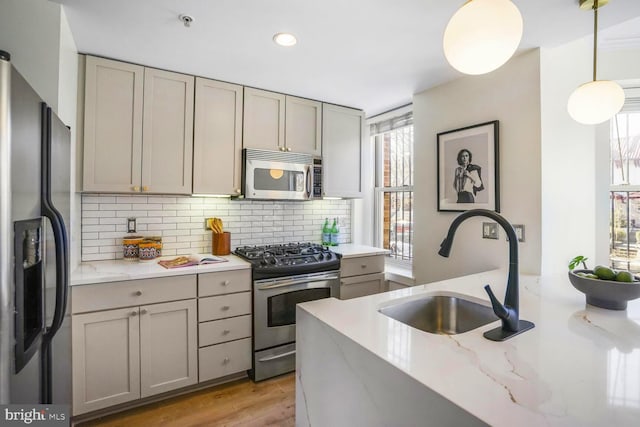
top-left (437, 120), bottom-right (499, 212)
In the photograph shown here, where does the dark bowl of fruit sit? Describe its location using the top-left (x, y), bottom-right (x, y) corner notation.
top-left (568, 267), bottom-right (640, 310)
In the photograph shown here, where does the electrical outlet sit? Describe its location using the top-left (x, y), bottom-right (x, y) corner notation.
top-left (127, 217), bottom-right (136, 233)
top-left (482, 222), bottom-right (498, 240)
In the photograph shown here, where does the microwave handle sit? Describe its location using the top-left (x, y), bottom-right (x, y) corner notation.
top-left (305, 165), bottom-right (312, 199)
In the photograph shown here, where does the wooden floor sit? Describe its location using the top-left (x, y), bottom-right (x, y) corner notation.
top-left (76, 373), bottom-right (295, 427)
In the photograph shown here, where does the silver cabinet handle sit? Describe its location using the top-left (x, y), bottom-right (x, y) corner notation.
top-left (223, 357), bottom-right (230, 364)
top-left (131, 311), bottom-right (137, 317)
top-left (222, 329), bottom-right (230, 335)
top-left (222, 280), bottom-right (229, 286)
top-left (235, 189), bottom-right (241, 194)
top-left (286, 147), bottom-right (291, 152)
top-left (221, 306), bottom-right (230, 311)
top-left (140, 309), bottom-right (148, 315)
top-left (361, 264), bottom-right (367, 268)
top-left (135, 290), bottom-right (142, 296)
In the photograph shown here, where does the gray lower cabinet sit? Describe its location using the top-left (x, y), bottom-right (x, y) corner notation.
top-left (71, 276), bottom-right (198, 415)
top-left (197, 270), bottom-right (252, 383)
top-left (339, 255), bottom-right (386, 299)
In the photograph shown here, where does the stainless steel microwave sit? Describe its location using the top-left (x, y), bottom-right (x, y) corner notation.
top-left (242, 148), bottom-right (322, 200)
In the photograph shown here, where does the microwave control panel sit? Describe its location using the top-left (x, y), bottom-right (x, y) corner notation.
top-left (313, 157), bottom-right (323, 198)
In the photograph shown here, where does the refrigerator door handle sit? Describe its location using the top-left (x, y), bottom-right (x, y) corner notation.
top-left (40, 104), bottom-right (69, 341)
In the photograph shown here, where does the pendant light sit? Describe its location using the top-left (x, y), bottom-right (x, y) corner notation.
top-left (567, 0), bottom-right (625, 125)
top-left (443, 0), bottom-right (523, 75)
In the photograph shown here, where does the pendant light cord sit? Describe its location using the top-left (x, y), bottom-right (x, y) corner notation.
top-left (593, 0), bottom-right (599, 82)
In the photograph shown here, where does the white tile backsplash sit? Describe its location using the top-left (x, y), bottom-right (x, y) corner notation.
top-left (81, 194), bottom-right (352, 261)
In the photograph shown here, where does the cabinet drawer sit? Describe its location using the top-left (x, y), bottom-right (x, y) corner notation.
top-left (199, 315), bottom-right (251, 347)
top-left (340, 272), bottom-right (385, 300)
top-left (340, 255), bottom-right (385, 278)
top-left (72, 275), bottom-right (197, 314)
top-left (199, 338), bottom-right (251, 382)
top-left (198, 292), bottom-right (251, 322)
top-left (198, 269), bottom-right (251, 297)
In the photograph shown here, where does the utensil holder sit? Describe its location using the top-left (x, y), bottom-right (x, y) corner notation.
top-left (212, 232), bottom-right (231, 255)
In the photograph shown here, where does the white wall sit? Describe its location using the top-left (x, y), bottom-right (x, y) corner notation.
top-left (0, 0), bottom-right (79, 267)
top-left (413, 49), bottom-right (542, 284)
top-left (0, 0), bottom-right (61, 109)
top-left (539, 38), bottom-right (597, 278)
top-left (58, 8), bottom-right (80, 268)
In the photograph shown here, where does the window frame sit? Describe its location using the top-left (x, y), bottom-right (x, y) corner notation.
top-left (370, 106), bottom-right (414, 265)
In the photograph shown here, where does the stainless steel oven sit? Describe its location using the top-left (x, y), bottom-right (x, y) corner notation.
top-left (252, 271), bottom-right (339, 381)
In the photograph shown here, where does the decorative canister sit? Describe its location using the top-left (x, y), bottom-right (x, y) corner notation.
top-left (122, 236), bottom-right (143, 261)
top-left (138, 239), bottom-right (157, 262)
top-left (150, 236), bottom-right (163, 257)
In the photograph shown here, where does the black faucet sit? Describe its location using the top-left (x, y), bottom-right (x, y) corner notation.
top-left (438, 209), bottom-right (534, 341)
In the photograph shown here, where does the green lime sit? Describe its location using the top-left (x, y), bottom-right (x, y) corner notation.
top-left (615, 271), bottom-right (634, 282)
top-left (594, 265), bottom-right (616, 280)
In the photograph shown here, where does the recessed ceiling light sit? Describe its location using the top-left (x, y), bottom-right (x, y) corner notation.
top-left (273, 32), bottom-right (297, 47)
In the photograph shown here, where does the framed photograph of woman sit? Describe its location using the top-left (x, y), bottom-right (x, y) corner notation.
top-left (437, 120), bottom-right (499, 212)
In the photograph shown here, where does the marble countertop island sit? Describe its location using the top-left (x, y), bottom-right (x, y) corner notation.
top-left (296, 269), bottom-right (640, 427)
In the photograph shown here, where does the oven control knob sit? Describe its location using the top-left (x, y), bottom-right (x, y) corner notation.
top-left (270, 258), bottom-right (277, 265)
top-left (260, 259), bottom-right (268, 266)
top-left (318, 253), bottom-right (324, 260)
top-left (325, 252), bottom-right (332, 259)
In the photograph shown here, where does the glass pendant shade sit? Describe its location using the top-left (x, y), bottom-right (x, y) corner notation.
top-left (443, 0), bottom-right (523, 75)
top-left (567, 80), bottom-right (625, 125)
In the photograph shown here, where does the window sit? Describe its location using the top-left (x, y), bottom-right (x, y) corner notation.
top-left (371, 107), bottom-right (414, 263)
top-left (609, 89), bottom-right (640, 271)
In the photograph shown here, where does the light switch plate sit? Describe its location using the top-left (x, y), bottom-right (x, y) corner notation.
top-left (513, 224), bottom-right (525, 242)
top-left (482, 222), bottom-right (499, 240)
top-left (127, 217), bottom-right (136, 233)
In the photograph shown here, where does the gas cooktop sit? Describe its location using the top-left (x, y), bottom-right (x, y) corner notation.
top-left (234, 242), bottom-right (341, 279)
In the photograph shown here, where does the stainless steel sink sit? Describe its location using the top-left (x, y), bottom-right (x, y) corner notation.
top-left (379, 294), bottom-right (499, 335)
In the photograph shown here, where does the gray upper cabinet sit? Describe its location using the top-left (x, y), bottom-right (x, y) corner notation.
top-left (243, 88), bottom-right (285, 152)
top-left (193, 77), bottom-right (243, 196)
top-left (243, 88), bottom-right (322, 155)
top-left (285, 95), bottom-right (322, 156)
top-left (82, 56), bottom-right (194, 194)
top-left (82, 56), bottom-right (144, 193)
top-left (322, 104), bottom-right (364, 198)
top-left (141, 68), bottom-right (194, 194)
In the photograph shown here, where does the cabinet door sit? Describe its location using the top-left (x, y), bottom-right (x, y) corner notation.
top-left (322, 104), bottom-right (364, 198)
top-left (243, 88), bottom-right (285, 152)
top-left (139, 299), bottom-right (198, 397)
top-left (339, 272), bottom-right (385, 300)
top-left (193, 78), bottom-right (243, 195)
top-left (285, 96), bottom-right (322, 156)
top-left (83, 56), bottom-right (144, 193)
top-left (141, 68), bottom-right (194, 194)
top-left (72, 307), bottom-right (140, 415)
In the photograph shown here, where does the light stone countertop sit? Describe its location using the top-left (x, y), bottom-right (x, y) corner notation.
top-left (71, 255), bottom-right (251, 286)
top-left (297, 269), bottom-right (640, 426)
top-left (331, 244), bottom-right (390, 258)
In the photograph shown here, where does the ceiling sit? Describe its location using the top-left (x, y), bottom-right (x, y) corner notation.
top-left (54, 0), bottom-right (640, 117)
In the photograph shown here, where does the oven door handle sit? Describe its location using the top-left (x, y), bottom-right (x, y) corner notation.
top-left (256, 273), bottom-right (340, 290)
top-left (258, 350), bottom-right (296, 362)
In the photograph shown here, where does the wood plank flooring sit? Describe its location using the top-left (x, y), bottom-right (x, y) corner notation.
top-left (76, 373), bottom-right (295, 427)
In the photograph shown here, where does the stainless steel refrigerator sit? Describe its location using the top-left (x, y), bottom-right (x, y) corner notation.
top-left (0, 50), bottom-right (71, 406)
